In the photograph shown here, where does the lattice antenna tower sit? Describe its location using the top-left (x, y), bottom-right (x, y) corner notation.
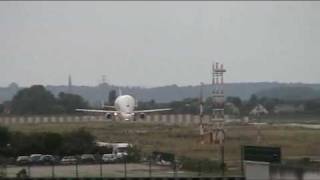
top-left (212, 62), bottom-right (226, 123)
top-left (102, 75), bottom-right (107, 84)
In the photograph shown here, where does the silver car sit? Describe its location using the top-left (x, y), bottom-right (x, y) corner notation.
top-left (16, 156), bottom-right (31, 165)
top-left (60, 156), bottom-right (77, 165)
top-left (40, 155), bottom-right (56, 164)
top-left (102, 154), bottom-right (117, 163)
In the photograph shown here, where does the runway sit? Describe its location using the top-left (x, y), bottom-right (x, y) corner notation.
top-left (0, 114), bottom-right (213, 125)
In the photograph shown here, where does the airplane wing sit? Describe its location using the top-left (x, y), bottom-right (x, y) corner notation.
top-left (75, 109), bottom-right (117, 113)
top-left (134, 108), bottom-right (171, 113)
top-left (103, 105), bottom-right (116, 109)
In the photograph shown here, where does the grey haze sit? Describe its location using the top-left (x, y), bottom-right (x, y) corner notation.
top-left (1, 2), bottom-right (320, 87)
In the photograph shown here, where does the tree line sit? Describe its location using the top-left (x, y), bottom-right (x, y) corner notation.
top-left (1, 85), bottom-right (88, 115)
top-left (0, 126), bottom-right (97, 157)
top-left (0, 126), bottom-right (141, 162)
top-left (1, 85), bottom-right (319, 116)
top-left (138, 94), bottom-right (320, 116)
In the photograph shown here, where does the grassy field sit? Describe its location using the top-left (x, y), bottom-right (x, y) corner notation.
top-left (5, 121), bottom-right (320, 162)
top-left (255, 114), bottom-right (320, 124)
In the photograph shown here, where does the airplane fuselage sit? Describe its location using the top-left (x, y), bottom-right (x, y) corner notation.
top-left (114, 95), bottom-right (136, 121)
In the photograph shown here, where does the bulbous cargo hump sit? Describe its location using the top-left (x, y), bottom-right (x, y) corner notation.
top-left (114, 95), bottom-right (135, 113)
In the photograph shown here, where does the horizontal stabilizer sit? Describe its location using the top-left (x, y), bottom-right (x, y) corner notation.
top-left (103, 105), bottom-right (116, 109)
top-left (75, 109), bottom-right (117, 113)
top-left (134, 108), bottom-right (171, 113)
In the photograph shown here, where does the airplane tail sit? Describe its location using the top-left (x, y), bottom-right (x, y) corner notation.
top-left (132, 94), bottom-right (138, 107)
top-left (118, 88), bottom-right (122, 96)
top-left (100, 100), bottom-right (105, 109)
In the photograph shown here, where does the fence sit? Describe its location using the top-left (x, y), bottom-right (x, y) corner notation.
top-left (0, 159), bottom-right (239, 178)
top-left (0, 114), bottom-right (213, 125)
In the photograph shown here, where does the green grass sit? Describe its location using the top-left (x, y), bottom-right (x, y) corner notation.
top-left (5, 121), bottom-right (320, 175)
top-left (256, 114), bottom-right (320, 124)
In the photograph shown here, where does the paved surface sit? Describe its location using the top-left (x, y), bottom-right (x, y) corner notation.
top-left (0, 115), bottom-right (211, 125)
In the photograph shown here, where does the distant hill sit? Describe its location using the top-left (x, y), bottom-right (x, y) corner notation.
top-left (256, 86), bottom-right (320, 100)
top-left (1, 82), bottom-right (320, 105)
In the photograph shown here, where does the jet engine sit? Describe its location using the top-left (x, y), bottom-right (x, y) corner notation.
top-left (105, 113), bottom-right (113, 119)
top-left (139, 113), bottom-right (145, 119)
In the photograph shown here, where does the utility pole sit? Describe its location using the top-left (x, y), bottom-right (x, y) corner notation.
top-left (199, 82), bottom-right (205, 139)
top-left (102, 75), bottom-right (107, 84)
top-left (68, 75), bottom-right (73, 94)
top-left (100, 75), bottom-right (108, 108)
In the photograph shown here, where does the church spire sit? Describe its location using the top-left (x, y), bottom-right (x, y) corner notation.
top-left (68, 75), bottom-right (73, 93)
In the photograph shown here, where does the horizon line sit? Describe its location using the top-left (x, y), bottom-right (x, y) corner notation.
top-left (2, 81), bottom-right (320, 89)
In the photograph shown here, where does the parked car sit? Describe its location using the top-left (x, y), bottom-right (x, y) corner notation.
top-left (16, 156), bottom-right (31, 165)
top-left (40, 155), bottom-right (56, 165)
top-left (80, 154), bottom-right (96, 163)
top-left (60, 156), bottom-right (77, 165)
top-left (30, 154), bottom-right (42, 165)
top-left (102, 154), bottom-right (117, 163)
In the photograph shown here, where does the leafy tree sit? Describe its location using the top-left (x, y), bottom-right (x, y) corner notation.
top-left (226, 96), bottom-right (242, 107)
top-left (179, 156), bottom-right (221, 173)
top-left (10, 86), bottom-right (89, 114)
top-left (43, 132), bottom-right (63, 154)
top-left (58, 92), bottom-right (88, 113)
top-left (0, 128), bottom-right (98, 157)
top-left (11, 85), bottom-right (57, 114)
top-left (10, 132), bottom-right (45, 155)
top-left (169, 98), bottom-right (198, 114)
top-left (126, 146), bottom-right (141, 162)
top-left (238, 94), bottom-right (259, 115)
top-left (60, 128), bottom-right (96, 155)
top-left (305, 99), bottom-right (320, 113)
top-left (108, 90), bottom-right (117, 105)
top-left (259, 97), bottom-right (282, 112)
top-left (0, 104), bottom-right (4, 114)
top-left (0, 126), bottom-right (10, 148)
top-left (249, 94), bottom-right (259, 106)
top-left (11, 132), bottom-right (63, 154)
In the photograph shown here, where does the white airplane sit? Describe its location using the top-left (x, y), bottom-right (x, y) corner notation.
top-left (76, 93), bottom-right (171, 121)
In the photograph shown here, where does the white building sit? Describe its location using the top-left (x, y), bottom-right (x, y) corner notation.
top-left (249, 104), bottom-right (269, 116)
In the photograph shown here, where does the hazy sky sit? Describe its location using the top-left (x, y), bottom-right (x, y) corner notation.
top-left (1, 2), bottom-right (320, 87)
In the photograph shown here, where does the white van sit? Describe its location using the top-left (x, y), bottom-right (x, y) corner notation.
top-left (113, 143), bottom-right (130, 158)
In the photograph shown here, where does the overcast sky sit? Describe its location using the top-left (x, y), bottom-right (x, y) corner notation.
top-left (1, 2), bottom-right (319, 87)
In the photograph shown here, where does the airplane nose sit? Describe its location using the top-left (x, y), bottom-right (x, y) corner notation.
top-left (122, 112), bottom-right (133, 120)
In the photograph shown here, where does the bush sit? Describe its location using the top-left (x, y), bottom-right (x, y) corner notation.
top-left (9, 132), bottom-right (63, 155)
top-left (126, 146), bottom-right (141, 163)
top-left (0, 126), bottom-right (10, 148)
top-left (179, 156), bottom-right (222, 173)
top-left (0, 128), bottom-right (96, 157)
top-left (59, 128), bottom-right (96, 155)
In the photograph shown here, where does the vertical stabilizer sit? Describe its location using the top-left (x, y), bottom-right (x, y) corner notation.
top-left (132, 94), bottom-right (138, 107)
top-left (100, 100), bottom-right (105, 109)
top-left (118, 88), bottom-right (122, 96)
